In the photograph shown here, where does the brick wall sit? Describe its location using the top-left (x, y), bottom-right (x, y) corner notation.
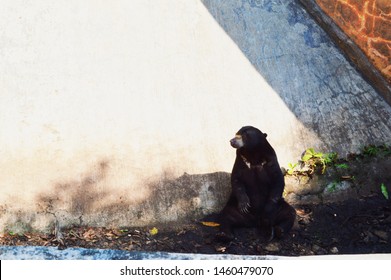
top-left (315, 0), bottom-right (390, 83)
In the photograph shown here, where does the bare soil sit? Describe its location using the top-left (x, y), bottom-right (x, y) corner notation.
top-left (1, 194), bottom-right (390, 256)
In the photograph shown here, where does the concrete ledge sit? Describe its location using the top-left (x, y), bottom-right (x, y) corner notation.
top-left (1, 246), bottom-right (390, 260)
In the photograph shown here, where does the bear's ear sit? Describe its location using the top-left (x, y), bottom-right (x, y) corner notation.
top-left (263, 133), bottom-right (268, 138)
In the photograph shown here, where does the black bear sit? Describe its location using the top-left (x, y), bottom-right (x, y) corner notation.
top-left (217, 126), bottom-right (295, 241)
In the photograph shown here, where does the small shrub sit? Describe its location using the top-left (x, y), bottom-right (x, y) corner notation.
top-left (301, 148), bottom-right (332, 174)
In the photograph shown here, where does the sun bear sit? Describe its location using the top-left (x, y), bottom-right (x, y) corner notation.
top-left (217, 126), bottom-right (295, 242)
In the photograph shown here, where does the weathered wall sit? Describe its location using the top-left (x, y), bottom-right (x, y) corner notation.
top-left (1, 0), bottom-right (391, 233)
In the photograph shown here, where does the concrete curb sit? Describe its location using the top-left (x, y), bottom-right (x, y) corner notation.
top-left (1, 246), bottom-right (390, 260)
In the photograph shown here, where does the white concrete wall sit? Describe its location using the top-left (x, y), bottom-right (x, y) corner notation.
top-left (1, 0), bottom-right (390, 232)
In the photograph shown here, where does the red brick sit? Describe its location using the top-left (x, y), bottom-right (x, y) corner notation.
top-left (316, 0), bottom-right (391, 83)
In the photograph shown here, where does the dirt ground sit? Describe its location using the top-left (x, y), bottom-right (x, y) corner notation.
top-left (0, 194), bottom-right (390, 256)
top-left (1, 149), bottom-right (391, 257)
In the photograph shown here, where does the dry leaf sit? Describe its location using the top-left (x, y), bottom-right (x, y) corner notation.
top-left (149, 227), bottom-right (158, 235)
top-left (83, 228), bottom-right (96, 241)
top-left (216, 246), bottom-right (226, 253)
top-left (201, 221), bottom-right (220, 227)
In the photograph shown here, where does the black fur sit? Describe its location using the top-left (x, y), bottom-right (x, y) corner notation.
top-left (217, 126), bottom-right (295, 241)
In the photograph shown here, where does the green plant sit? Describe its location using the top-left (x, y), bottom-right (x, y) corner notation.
top-left (301, 148), bottom-right (329, 174)
top-left (383, 145), bottom-right (391, 156)
top-left (301, 148), bottom-right (323, 162)
top-left (381, 183), bottom-right (389, 200)
top-left (362, 145), bottom-right (380, 157)
top-left (326, 181), bottom-right (338, 193)
top-left (359, 144), bottom-right (391, 159)
top-left (285, 149), bottom-right (339, 177)
top-left (324, 152), bottom-right (338, 165)
top-left (335, 163), bottom-right (349, 169)
top-left (286, 162), bottom-right (298, 175)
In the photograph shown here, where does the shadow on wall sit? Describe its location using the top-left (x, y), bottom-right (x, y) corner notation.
top-left (201, 0), bottom-right (391, 153)
top-left (2, 160), bottom-right (231, 233)
top-left (36, 160), bottom-right (112, 227)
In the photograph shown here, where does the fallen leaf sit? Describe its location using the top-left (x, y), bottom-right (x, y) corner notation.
top-left (296, 209), bottom-right (307, 216)
top-left (373, 230), bottom-right (388, 240)
top-left (265, 243), bottom-right (280, 252)
top-left (105, 232), bottom-right (115, 238)
top-left (216, 246), bottom-right (226, 253)
top-left (149, 227), bottom-right (158, 235)
top-left (330, 247), bottom-right (339, 254)
top-left (201, 221), bottom-right (220, 227)
top-left (83, 228), bottom-right (96, 241)
top-left (381, 184), bottom-right (389, 199)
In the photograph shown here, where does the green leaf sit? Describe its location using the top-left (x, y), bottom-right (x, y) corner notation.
top-left (286, 162), bottom-right (297, 175)
top-left (302, 148), bottom-right (321, 161)
top-left (324, 152), bottom-right (338, 165)
top-left (288, 163), bottom-right (297, 169)
top-left (302, 151), bottom-right (313, 161)
top-left (314, 152), bottom-right (323, 158)
top-left (335, 163), bottom-right (349, 169)
top-left (381, 184), bottom-right (389, 200)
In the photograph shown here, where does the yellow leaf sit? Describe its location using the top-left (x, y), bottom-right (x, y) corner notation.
top-left (149, 227), bottom-right (158, 235)
top-left (201, 221), bottom-right (220, 227)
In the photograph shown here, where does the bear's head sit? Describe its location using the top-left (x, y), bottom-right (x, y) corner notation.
top-left (230, 126), bottom-right (268, 151)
